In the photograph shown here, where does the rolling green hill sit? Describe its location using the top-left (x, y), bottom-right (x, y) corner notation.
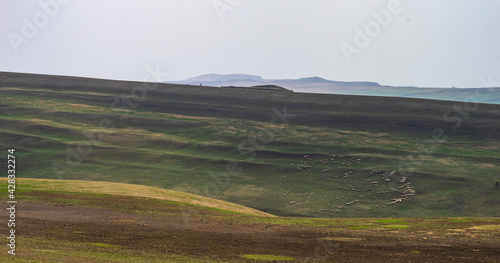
top-left (1, 71), bottom-right (499, 217)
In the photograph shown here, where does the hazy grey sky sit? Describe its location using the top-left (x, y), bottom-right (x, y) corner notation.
top-left (1, 0), bottom-right (499, 87)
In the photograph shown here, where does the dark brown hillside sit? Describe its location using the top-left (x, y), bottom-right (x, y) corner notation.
top-left (2, 71), bottom-right (500, 140)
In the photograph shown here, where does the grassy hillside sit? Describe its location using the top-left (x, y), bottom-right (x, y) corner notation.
top-left (12, 178), bottom-right (273, 217)
top-left (1, 179), bottom-right (499, 262)
top-left (1, 71), bottom-right (500, 217)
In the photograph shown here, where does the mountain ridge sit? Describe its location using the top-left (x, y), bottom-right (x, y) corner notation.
top-left (168, 73), bottom-right (500, 104)
top-left (170, 73), bottom-right (382, 87)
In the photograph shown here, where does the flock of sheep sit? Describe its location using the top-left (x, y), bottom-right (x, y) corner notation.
top-left (282, 153), bottom-right (417, 214)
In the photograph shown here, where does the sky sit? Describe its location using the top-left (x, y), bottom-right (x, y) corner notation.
top-left (1, 0), bottom-right (500, 88)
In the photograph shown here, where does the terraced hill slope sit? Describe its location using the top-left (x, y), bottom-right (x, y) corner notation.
top-left (1, 71), bottom-right (500, 217)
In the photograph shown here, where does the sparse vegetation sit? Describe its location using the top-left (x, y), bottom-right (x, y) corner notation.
top-left (0, 178), bottom-right (499, 262)
top-left (240, 254), bottom-right (294, 261)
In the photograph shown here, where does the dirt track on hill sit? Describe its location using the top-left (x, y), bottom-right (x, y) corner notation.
top-left (9, 201), bottom-right (500, 262)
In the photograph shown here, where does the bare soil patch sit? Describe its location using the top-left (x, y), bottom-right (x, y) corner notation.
top-left (6, 198), bottom-right (499, 262)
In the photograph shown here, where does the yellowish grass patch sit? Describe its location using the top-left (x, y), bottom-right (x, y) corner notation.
top-left (18, 178), bottom-right (274, 217)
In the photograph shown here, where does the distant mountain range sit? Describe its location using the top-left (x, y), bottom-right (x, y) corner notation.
top-left (168, 74), bottom-right (500, 104)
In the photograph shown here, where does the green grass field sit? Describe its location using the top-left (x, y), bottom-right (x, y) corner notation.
top-left (1, 178), bottom-right (499, 262)
top-left (1, 71), bottom-right (500, 218)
